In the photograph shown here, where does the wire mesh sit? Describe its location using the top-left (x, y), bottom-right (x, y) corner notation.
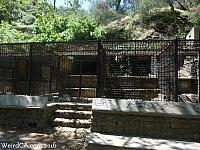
top-left (100, 40), bottom-right (199, 102)
top-left (0, 40), bottom-right (199, 103)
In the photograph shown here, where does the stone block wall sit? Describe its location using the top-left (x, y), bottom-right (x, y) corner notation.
top-left (0, 107), bottom-right (49, 128)
top-left (0, 95), bottom-right (51, 129)
top-left (92, 112), bottom-right (200, 142)
top-left (91, 98), bottom-right (200, 142)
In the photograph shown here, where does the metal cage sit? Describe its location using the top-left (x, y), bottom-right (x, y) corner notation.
top-left (0, 39), bottom-right (199, 103)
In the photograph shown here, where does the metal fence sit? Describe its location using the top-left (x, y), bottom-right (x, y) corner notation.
top-left (0, 39), bottom-right (199, 103)
top-left (97, 39), bottom-right (200, 103)
top-left (0, 42), bottom-right (98, 96)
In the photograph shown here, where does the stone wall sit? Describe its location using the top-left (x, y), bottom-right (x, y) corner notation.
top-left (91, 98), bottom-right (200, 142)
top-left (0, 95), bottom-right (54, 129)
top-left (0, 107), bottom-right (49, 128)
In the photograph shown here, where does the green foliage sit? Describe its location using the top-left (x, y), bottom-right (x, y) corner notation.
top-left (182, 4), bottom-right (200, 37)
top-left (0, 21), bottom-right (30, 43)
top-left (0, 0), bottom-right (15, 23)
top-left (143, 9), bottom-right (189, 37)
top-left (0, 0), bottom-right (106, 43)
top-left (32, 13), bottom-right (106, 42)
top-left (0, 0), bottom-right (199, 43)
top-left (0, 0), bottom-right (53, 23)
top-left (109, 0), bottom-right (200, 39)
top-left (137, 0), bottom-right (167, 15)
top-left (90, 0), bottom-right (126, 25)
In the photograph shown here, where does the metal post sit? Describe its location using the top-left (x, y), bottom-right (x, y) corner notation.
top-left (174, 38), bottom-right (179, 102)
top-left (79, 59), bottom-right (82, 98)
top-left (49, 66), bottom-right (52, 95)
top-left (13, 66), bottom-right (16, 95)
top-left (28, 44), bottom-right (32, 95)
top-left (96, 41), bottom-right (103, 97)
top-left (198, 41), bottom-right (200, 103)
top-left (2, 68), bottom-right (5, 94)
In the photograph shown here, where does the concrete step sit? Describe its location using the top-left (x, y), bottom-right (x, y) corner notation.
top-left (86, 132), bottom-right (200, 150)
top-left (55, 110), bottom-right (92, 119)
top-left (54, 127), bottom-right (90, 138)
top-left (55, 126), bottom-right (90, 133)
top-left (54, 118), bottom-right (91, 128)
top-left (64, 88), bottom-right (96, 98)
top-left (56, 102), bottom-right (92, 111)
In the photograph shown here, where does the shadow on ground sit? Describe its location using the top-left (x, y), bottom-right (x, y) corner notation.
top-left (0, 126), bottom-right (90, 150)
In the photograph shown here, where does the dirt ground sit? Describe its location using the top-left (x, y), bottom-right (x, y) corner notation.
top-left (0, 126), bottom-right (90, 150)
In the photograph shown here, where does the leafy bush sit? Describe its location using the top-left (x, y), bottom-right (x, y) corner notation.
top-left (0, 21), bottom-right (30, 43)
top-left (142, 9), bottom-right (189, 37)
top-left (32, 13), bottom-right (106, 42)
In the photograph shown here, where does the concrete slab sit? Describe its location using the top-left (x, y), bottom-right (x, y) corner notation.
top-left (18, 96), bottom-right (48, 107)
top-left (2, 95), bottom-right (19, 106)
top-left (0, 95), bottom-right (48, 108)
top-left (186, 26), bottom-right (200, 40)
top-left (18, 95), bottom-right (32, 107)
top-left (86, 132), bottom-right (200, 150)
top-left (29, 96), bottom-right (48, 107)
top-left (92, 98), bottom-right (200, 117)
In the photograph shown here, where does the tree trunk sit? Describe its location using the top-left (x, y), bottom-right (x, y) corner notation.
top-left (54, 0), bottom-right (56, 10)
top-left (175, 0), bottom-right (188, 10)
top-left (116, 0), bottom-right (122, 11)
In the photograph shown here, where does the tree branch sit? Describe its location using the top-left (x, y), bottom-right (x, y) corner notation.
top-left (175, 0), bottom-right (188, 11)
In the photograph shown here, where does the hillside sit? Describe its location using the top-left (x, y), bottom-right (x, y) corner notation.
top-left (0, 0), bottom-right (199, 43)
top-left (105, 5), bottom-right (200, 40)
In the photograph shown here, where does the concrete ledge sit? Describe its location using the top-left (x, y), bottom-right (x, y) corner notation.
top-left (91, 98), bottom-right (200, 142)
top-left (92, 98), bottom-right (200, 117)
top-left (86, 132), bottom-right (200, 150)
top-left (0, 95), bottom-right (48, 108)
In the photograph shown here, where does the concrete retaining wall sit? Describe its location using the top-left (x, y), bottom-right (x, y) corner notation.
top-left (91, 98), bottom-right (200, 142)
top-left (0, 95), bottom-right (49, 128)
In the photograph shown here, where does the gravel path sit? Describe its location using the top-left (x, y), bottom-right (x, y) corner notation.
top-left (0, 126), bottom-right (90, 150)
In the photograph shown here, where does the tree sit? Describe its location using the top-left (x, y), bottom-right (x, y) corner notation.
top-left (32, 12), bottom-right (106, 42)
top-left (0, 0), bottom-right (15, 23)
top-left (90, 0), bottom-right (125, 25)
top-left (164, 0), bottom-right (200, 11)
top-left (108, 0), bottom-right (139, 13)
top-left (0, 21), bottom-right (30, 43)
top-left (53, 0), bottom-right (56, 10)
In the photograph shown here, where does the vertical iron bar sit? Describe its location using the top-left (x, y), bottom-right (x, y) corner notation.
top-left (174, 38), bottom-right (179, 102)
top-left (49, 66), bottom-right (52, 95)
top-left (28, 44), bottom-right (32, 95)
top-left (13, 65), bottom-right (16, 95)
top-left (198, 40), bottom-right (200, 103)
top-left (79, 59), bottom-right (82, 98)
top-left (2, 68), bottom-right (4, 94)
top-left (96, 41), bottom-right (103, 98)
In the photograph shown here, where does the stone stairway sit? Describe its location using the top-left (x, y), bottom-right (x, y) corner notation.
top-left (53, 98), bottom-right (92, 129)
